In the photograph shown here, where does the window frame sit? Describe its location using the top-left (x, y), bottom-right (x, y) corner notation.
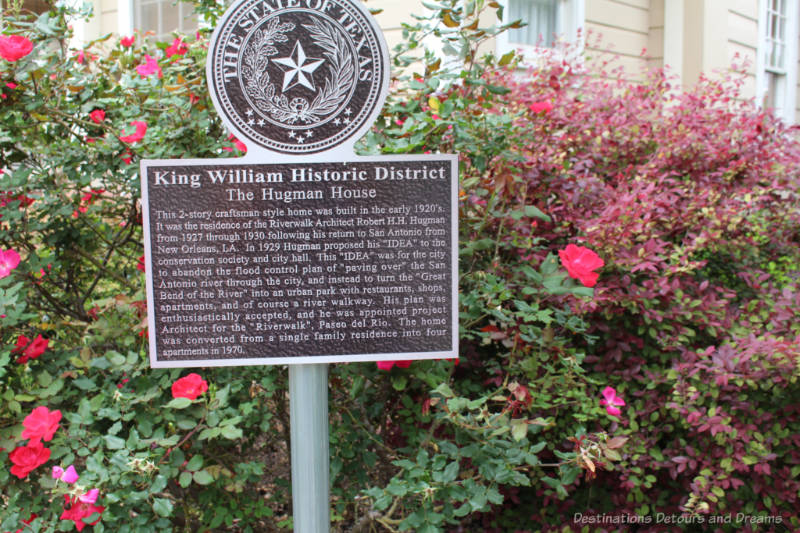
top-left (756, 0), bottom-right (799, 123)
top-left (495, 0), bottom-right (584, 63)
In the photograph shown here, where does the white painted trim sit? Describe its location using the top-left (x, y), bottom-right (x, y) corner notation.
top-left (118, 0), bottom-right (134, 36)
top-left (782, 0), bottom-right (799, 123)
top-left (662, 0), bottom-right (683, 84)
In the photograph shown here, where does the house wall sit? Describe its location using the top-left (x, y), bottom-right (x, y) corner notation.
top-left (584, 0), bottom-right (651, 78)
top-left (99, 0), bottom-right (120, 37)
top-left (726, 0), bottom-right (759, 99)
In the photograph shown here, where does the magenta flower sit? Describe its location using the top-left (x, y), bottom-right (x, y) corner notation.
top-left (0, 248), bottom-right (21, 278)
top-left (599, 386), bottom-right (625, 416)
top-left (136, 54), bottom-right (162, 78)
top-left (79, 488), bottom-right (100, 504)
top-left (376, 360), bottom-right (412, 371)
top-left (53, 464), bottom-right (79, 483)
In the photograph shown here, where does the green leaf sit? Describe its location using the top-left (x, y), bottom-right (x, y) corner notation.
top-left (523, 205), bottom-right (551, 222)
top-left (391, 375), bottom-right (408, 391)
top-left (165, 397), bottom-right (192, 409)
top-left (441, 461), bottom-right (459, 482)
top-left (178, 471), bottom-right (193, 488)
top-left (220, 425), bottom-right (243, 440)
top-left (185, 454), bottom-right (203, 472)
top-left (152, 498), bottom-right (174, 517)
top-left (498, 50), bottom-right (515, 66)
top-left (72, 377), bottom-right (97, 390)
top-left (510, 419), bottom-right (528, 441)
top-left (104, 435), bottom-right (125, 450)
top-left (193, 470), bottom-right (214, 485)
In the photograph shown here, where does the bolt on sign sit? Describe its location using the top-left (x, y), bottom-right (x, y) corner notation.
top-left (141, 0), bottom-right (458, 367)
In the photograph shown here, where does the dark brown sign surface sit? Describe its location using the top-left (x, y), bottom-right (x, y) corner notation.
top-left (143, 157), bottom-right (457, 366)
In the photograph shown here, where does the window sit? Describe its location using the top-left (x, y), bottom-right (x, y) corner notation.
top-left (507, 0), bottom-right (559, 48)
top-left (757, 0), bottom-right (799, 122)
top-left (133, 0), bottom-right (199, 40)
top-left (496, 0), bottom-right (584, 61)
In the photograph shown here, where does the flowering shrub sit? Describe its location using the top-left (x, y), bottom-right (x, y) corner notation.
top-left (1, 0), bottom-right (798, 531)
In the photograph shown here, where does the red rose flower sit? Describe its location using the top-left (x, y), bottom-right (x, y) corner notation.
top-left (21, 405), bottom-right (61, 442)
top-left (120, 35), bottom-right (135, 47)
top-left (8, 512), bottom-right (37, 533)
top-left (222, 133), bottom-right (247, 154)
top-left (0, 34), bottom-right (33, 62)
top-left (11, 334), bottom-right (30, 353)
top-left (89, 109), bottom-right (105, 123)
top-left (60, 494), bottom-right (105, 531)
top-left (14, 334), bottom-right (48, 364)
top-left (376, 360), bottom-right (412, 370)
top-left (165, 37), bottom-right (188, 58)
top-left (558, 244), bottom-right (605, 288)
top-left (171, 373), bottom-right (208, 400)
top-left (119, 121), bottom-right (147, 143)
top-left (9, 440), bottom-right (51, 478)
top-left (529, 100), bottom-right (553, 114)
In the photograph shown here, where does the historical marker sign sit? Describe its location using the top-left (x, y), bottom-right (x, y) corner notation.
top-left (142, 0), bottom-right (458, 368)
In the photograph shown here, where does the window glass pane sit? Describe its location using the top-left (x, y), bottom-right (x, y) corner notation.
top-left (141, 2), bottom-right (161, 35)
top-left (179, 3), bottom-right (199, 33)
top-left (765, 0), bottom-right (787, 70)
top-left (135, 0), bottom-right (199, 40)
top-left (161, 3), bottom-right (180, 36)
top-left (508, 0), bottom-right (558, 48)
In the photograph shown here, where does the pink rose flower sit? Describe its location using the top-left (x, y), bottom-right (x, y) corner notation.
top-left (53, 464), bottom-right (80, 483)
top-left (599, 386), bottom-right (625, 416)
top-left (0, 248), bottom-right (21, 278)
top-left (0, 34), bottom-right (33, 62)
top-left (120, 35), bottom-right (135, 47)
top-left (136, 54), bottom-right (162, 78)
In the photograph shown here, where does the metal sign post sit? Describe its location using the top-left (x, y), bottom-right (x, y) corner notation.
top-left (140, 0), bottom-right (458, 529)
top-left (289, 364), bottom-right (329, 532)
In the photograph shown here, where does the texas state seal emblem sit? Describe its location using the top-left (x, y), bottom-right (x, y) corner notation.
top-left (207, 0), bottom-right (388, 154)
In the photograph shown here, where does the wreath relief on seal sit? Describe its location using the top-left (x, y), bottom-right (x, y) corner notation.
top-left (242, 17), bottom-right (356, 125)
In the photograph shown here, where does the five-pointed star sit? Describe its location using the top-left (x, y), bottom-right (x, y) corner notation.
top-left (273, 41), bottom-right (324, 92)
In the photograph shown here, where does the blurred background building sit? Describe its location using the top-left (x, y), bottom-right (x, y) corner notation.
top-left (61, 0), bottom-right (798, 123)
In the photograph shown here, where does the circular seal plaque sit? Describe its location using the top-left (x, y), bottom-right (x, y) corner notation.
top-left (208, 0), bottom-right (389, 154)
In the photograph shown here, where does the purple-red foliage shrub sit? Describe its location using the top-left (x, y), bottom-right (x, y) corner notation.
top-left (483, 55), bottom-right (800, 527)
